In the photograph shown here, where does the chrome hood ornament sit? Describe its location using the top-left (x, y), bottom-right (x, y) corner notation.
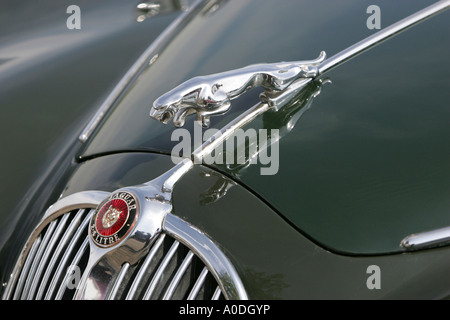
top-left (150, 52), bottom-right (326, 127)
top-left (79, 0), bottom-right (448, 143)
top-left (149, 1), bottom-right (449, 129)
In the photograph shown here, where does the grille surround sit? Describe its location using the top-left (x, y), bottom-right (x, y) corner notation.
top-left (2, 191), bottom-right (247, 300)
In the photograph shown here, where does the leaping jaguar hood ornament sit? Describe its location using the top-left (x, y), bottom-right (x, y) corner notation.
top-left (150, 52), bottom-right (326, 127)
top-left (149, 1), bottom-right (449, 129)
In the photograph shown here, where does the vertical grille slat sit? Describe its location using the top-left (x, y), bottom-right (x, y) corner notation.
top-left (36, 210), bottom-right (84, 299)
top-left (187, 267), bottom-right (209, 300)
top-left (27, 214), bottom-right (71, 299)
top-left (55, 236), bottom-right (89, 300)
top-left (162, 250), bottom-right (194, 300)
top-left (142, 240), bottom-right (180, 300)
top-left (45, 210), bottom-right (92, 300)
top-left (212, 286), bottom-right (222, 300)
top-left (125, 233), bottom-right (166, 300)
top-left (5, 208), bottom-right (92, 301)
top-left (122, 232), bottom-right (227, 301)
top-left (20, 219), bottom-right (58, 300)
top-left (108, 263), bottom-right (130, 300)
top-left (12, 236), bottom-right (42, 300)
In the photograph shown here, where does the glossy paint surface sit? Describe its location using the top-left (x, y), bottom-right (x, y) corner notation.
top-left (0, 1), bottom-right (178, 232)
top-left (4, 0), bottom-right (450, 299)
top-left (79, 0), bottom-right (450, 254)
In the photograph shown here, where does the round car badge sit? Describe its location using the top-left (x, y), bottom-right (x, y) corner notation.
top-left (90, 191), bottom-right (138, 247)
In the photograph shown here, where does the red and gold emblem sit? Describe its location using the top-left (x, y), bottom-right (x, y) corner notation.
top-left (90, 192), bottom-right (138, 247)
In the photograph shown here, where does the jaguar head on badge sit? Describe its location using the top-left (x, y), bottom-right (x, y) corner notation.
top-left (150, 51), bottom-right (326, 128)
top-left (89, 191), bottom-right (138, 248)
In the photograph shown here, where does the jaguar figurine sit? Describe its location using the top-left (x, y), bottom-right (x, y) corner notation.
top-left (150, 51), bottom-right (326, 127)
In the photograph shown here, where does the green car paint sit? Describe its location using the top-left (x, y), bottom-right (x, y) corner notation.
top-left (0, 0), bottom-right (449, 299)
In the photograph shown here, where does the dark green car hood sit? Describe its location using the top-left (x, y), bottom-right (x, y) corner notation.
top-left (79, 0), bottom-right (450, 254)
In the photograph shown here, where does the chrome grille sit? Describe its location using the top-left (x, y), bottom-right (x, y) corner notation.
top-left (3, 204), bottom-right (230, 300)
top-left (4, 208), bottom-right (92, 300)
top-left (111, 233), bottom-right (224, 300)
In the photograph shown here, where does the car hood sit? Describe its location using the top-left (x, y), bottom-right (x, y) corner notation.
top-left (78, 0), bottom-right (450, 254)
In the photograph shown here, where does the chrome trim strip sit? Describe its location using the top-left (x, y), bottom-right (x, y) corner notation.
top-left (158, 158), bottom-right (194, 192)
top-left (78, 0), bottom-right (209, 142)
top-left (22, 220), bottom-right (58, 300)
top-left (55, 236), bottom-right (90, 300)
top-left (401, 226), bottom-right (450, 250)
top-left (211, 286), bottom-right (221, 300)
top-left (192, 78), bottom-right (327, 168)
top-left (28, 214), bottom-right (73, 299)
top-left (187, 266), bottom-right (208, 300)
top-left (318, 0), bottom-right (450, 75)
top-left (45, 211), bottom-right (91, 299)
top-left (107, 263), bottom-right (130, 300)
top-left (192, 102), bottom-right (272, 164)
top-left (41, 191), bottom-right (108, 227)
top-left (125, 233), bottom-right (166, 300)
top-left (162, 250), bottom-right (195, 300)
top-left (36, 211), bottom-right (84, 299)
top-left (11, 237), bottom-right (41, 300)
top-left (142, 240), bottom-right (180, 299)
top-left (164, 213), bottom-right (248, 300)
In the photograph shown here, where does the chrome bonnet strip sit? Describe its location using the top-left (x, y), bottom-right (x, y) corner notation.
top-left (318, 0), bottom-right (450, 75)
top-left (401, 226), bottom-right (450, 250)
top-left (192, 101), bottom-right (272, 164)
